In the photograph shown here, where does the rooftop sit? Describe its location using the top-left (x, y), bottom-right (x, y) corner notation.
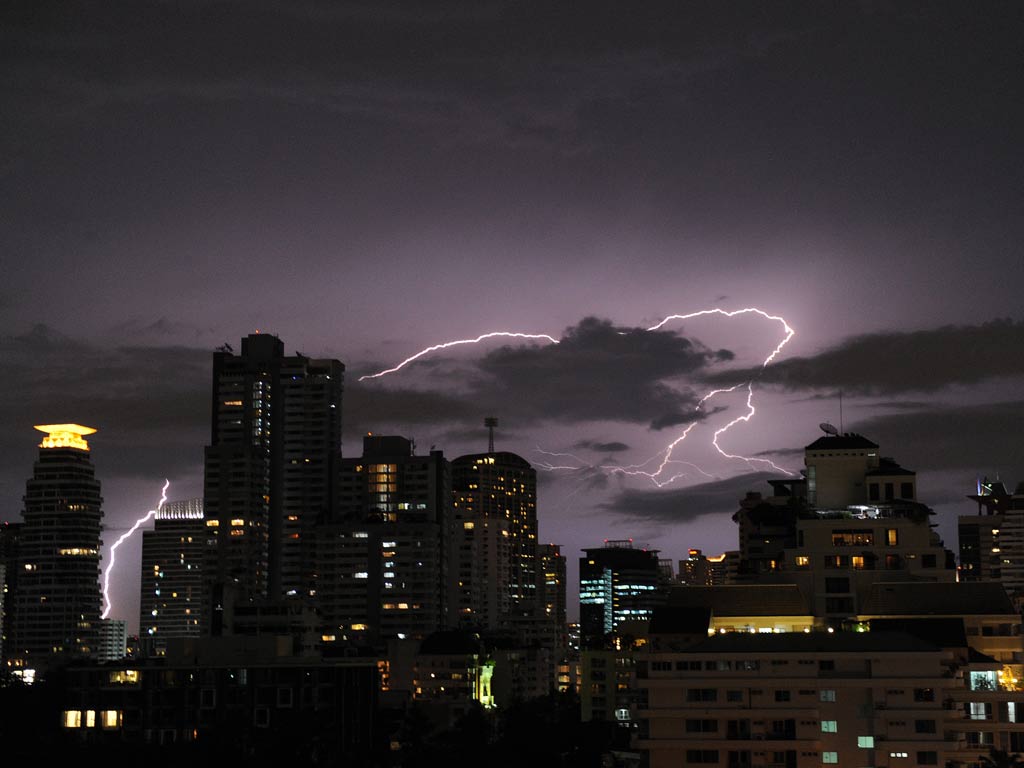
top-left (678, 630), bottom-right (939, 655)
top-left (667, 584), bottom-right (810, 617)
top-left (859, 582), bottom-right (1015, 616)
top-left (805, 433), bottom-right (879, 451)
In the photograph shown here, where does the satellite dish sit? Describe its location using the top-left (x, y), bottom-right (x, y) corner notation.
top-left (820, 422), bottom-right (839, 436)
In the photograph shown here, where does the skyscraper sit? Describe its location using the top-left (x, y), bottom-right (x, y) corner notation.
top-left (203, 334), bottom-right (343, 634)
top-left (451, 447), bottom-right (538, 630)
top-left (8, 424), bottom-right (104, 667)
top-left (140, 498), bottom-right (204, 644)
top-left (316, 435), bottom-right (452, 645)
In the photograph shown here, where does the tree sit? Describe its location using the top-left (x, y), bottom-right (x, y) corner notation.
top-left (980, 747), bottom-right (1024, 768)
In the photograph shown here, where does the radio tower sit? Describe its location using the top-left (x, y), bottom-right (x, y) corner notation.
top-left (484, 417), bottom-right (498, 453)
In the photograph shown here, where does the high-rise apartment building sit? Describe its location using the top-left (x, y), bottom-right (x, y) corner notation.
top-left (537, 543), bottom-right (567, 641)
top-left (202, 334), bottom-right (343, 634)
top-left (8, 425), bottom-right (104, 667)
top-left (139, 498), bottom-right (204, 643)
top-left (451, 449), bottom-right (537, 630)
top-left (315, 435), bottom-right (452, 645)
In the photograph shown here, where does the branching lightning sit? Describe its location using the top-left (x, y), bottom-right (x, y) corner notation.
top-left (359, 306), bottom-right (796, 488)
top-left (358, 332), bottom-right (560, 381)
top-left (101, 479), bottom-right (169, 620)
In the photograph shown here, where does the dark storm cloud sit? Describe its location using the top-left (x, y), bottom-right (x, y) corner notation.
top-left (470, 317), bottom-right (727, 429)
top-left (0, 325), bottom-right (209, 486)
top-left (602, 472), bottom-right (775, 524)
top-left (2, 0), bottom-right (814, 152)
top-left (713, 320), bottom-right (1024, 395)
top-left (350, 318), bottom-right (730, 431)
top-left (752, 447), bottom-right (805, 458)
top-left (574, 440), bottom-right (631, 454)
top-left (852, 401), bottom-right (1024, 474)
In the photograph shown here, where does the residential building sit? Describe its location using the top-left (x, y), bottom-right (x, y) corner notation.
top-left (451, 448), bottom-right (537, 630)
top-left (202, 334), bottom-right (343, 634)
top-left (733, 429), bottom-right (955, 622)
top-left (636, 631), bottom-right (957, 768)
top-left (315, 435), bottom-right (452, 646)
top-left (960, 478), bottom-right (1024, 596)
top-left (59, 635), bottom-right (377, 760)
top-left (139, 498), bottom-right (204, 646)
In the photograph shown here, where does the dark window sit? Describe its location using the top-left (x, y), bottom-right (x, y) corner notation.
top-left (869, 483), bottom-right (880, 501)
top-left (819, 660), bottom-right (835, 671)
top-left (686, 750), bottom-right (720, 764)
top-left (921, 555), bottom-right (937, 568)
top-left (687, 689), bottom-right (718, 702)
top-left (913, 688), bottom-right (935, 702)
top-left (885, 483), bottom-right (895, 500)
top-left (687, 719), bottom-right (719, 733)
top-left (901, 482), bottom-right (914, 498)
top-left (726, 690), bottom-right (744, 702)
top-left (915, 720), bottom-right (936, 734)
top-left (917, 752), bottom-right (938, 765)
top-left (775, 690), bottom-right (791, 702)
top-left (825, 597), bottom-right (854, 613)
top-left (825, 577), bottom-right (850, 593)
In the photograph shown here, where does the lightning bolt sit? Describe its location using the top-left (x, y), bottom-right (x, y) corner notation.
top-left (358, 332), bottom-right (560, 381)
top-left (360, 306), bottom-right (796, 484)
top-left (101, 479), bottom-right (169, 620)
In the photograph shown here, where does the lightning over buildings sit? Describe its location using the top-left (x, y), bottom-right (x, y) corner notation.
top-left (101, 479), bottom-right (169, 620)
top-left (358, 331), bottom-right (561, 381)
top-left (358, 307), bottom-right (797, 488)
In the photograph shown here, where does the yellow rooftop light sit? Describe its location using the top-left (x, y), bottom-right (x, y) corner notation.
top-left (34, 424), bottom-right (97, 451)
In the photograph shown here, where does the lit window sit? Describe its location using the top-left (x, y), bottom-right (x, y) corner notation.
top-left (101, 710), bottom-right (121, 729)
top-left (109, 669), bottom-right (140, 684)
top-left (63, 710), bottom-right (82, 728)
top-left (858, 737), bottom-right (874, 749)
top-left (823, 752), bottom-right (838, 764)
top-left (86, 710), bottom-right (96, 728)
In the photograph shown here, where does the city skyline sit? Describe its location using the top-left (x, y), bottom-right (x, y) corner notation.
top-left (3, 2), bottom-right (1024, 632)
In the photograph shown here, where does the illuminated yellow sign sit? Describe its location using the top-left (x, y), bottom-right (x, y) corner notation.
top-left (34, 424), bottom-right (97, 451)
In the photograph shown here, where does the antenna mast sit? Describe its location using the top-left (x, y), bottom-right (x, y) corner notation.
top-left (484, 417), bottom-right (498, 453)
top-left (839, 390), bottom-right (844, 433)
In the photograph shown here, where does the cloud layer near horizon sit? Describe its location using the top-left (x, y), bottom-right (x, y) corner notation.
top-left (710, 320), bottom-right (1024, 395)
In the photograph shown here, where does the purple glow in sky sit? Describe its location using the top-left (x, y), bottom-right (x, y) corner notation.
top-left (2, 1), bottom-right (1023, 630)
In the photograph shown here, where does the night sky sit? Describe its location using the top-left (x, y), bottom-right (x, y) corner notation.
top-left (3, 1), bottom-right (1024, 632)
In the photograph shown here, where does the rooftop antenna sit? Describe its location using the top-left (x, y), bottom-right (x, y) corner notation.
top-left (484, 417), bottom-right (498, 453)
top-left (839, 390), bottom-right (844, 433)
